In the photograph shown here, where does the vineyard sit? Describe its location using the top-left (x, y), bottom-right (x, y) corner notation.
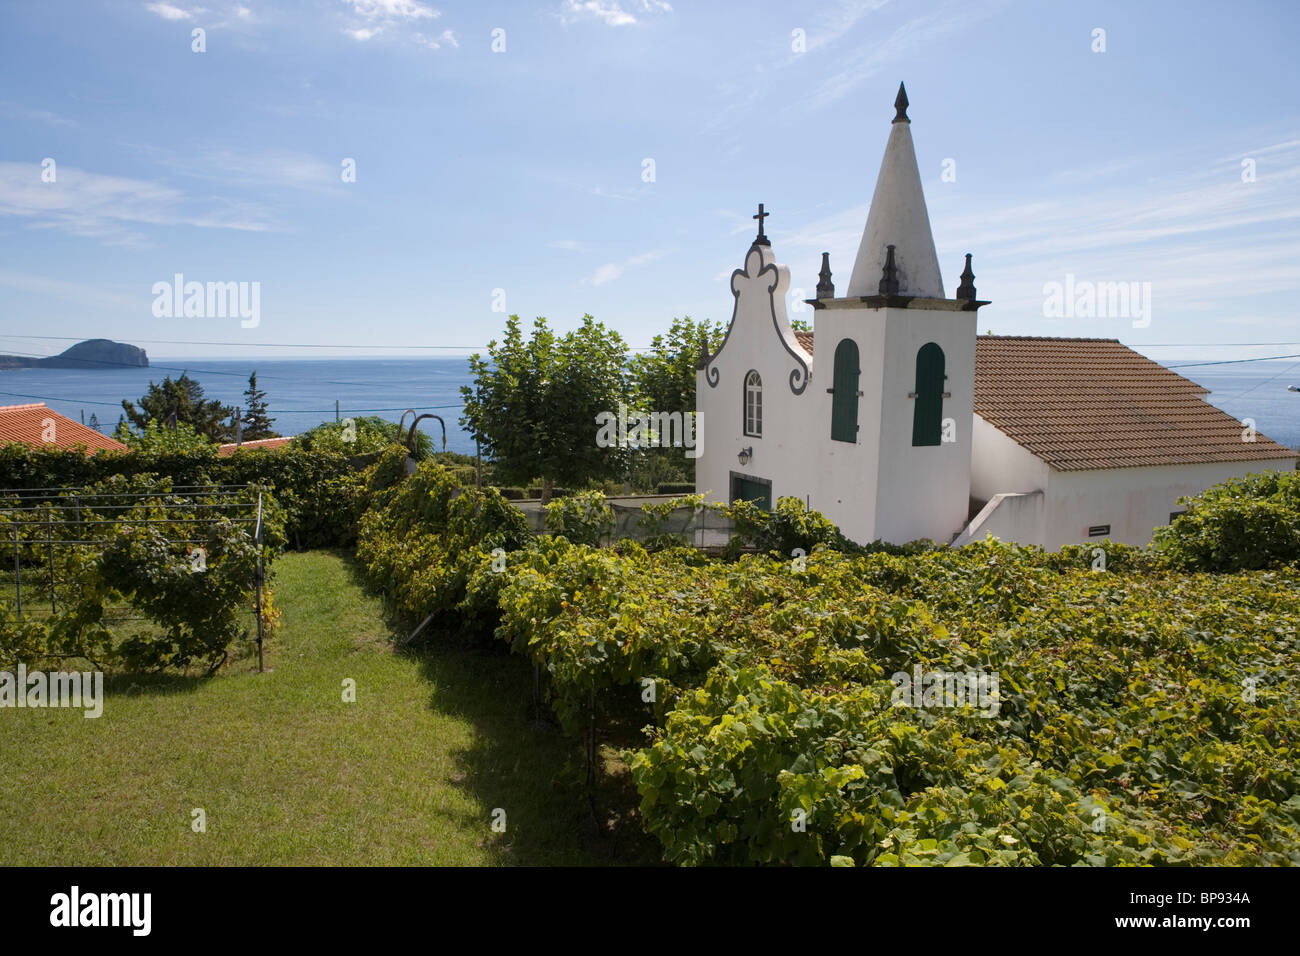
top-left (359, 464), bottom-right (1300, 865)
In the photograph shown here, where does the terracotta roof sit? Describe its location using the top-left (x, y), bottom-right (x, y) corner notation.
top-left (785, 333), bottom-right (1296, 470)
top-left (972, 336), bottom-right (1296, 470)
top-left (218, 436), bottom-right (292, 457)
top-left (0, 403), bottom-right (127, 454)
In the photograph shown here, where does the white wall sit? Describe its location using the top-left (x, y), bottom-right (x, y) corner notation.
top-left (871, 305), bottom-right (977, 544)
top-left (1044, 458), bottom-right (1298, 548)
top-left (970, 414), bottom-right (1049, 502)
top-left (695, 243), bottom-right (815, 513)
top-left (952, 491), bottom-right (1045, 547)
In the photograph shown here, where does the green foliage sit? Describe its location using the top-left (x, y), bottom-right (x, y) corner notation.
top-left (1, 475), bottom-right (281, 674)
top-left (114, 419), bottom-right (216, 453)
top-left (723, 495), bottom-right (857, 559)
top-left (240, 371), bottom-right (278, 440)
top-left (356, 462), bottom-right (532, 636)
top-left (120, 372), bottom-right (235, 442)
top-left (543, 490), bottom-right (614, 546)
top-left (460, 315), bottom-right (635, 502)
top-left (1151, 470), bottom-right (1300, 571)
top-left (292, 416), bottom-right (433, 460)
top-left (0, 442), bottom-right (366, 550)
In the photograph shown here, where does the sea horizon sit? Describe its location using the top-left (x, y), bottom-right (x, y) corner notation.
top-left (3, 354), bottom-right (1299, 457)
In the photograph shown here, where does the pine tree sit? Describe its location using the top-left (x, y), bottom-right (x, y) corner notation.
top-left (240, 371), bottom-right (278, 440)
top-left (121, 372), bottom-right (235, 441)
top-left (87, 413), bottom-right (101, 434)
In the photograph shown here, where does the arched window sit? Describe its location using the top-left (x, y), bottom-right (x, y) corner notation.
top-left (912, 342), bottom-right (945, 446)
top-left (744, 370), bottom-right (762, 437)
top-left (830, 339), bottom-right (860, 443)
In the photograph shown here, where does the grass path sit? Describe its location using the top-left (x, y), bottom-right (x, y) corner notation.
top-left (0, 551), bottom-right (596, 865)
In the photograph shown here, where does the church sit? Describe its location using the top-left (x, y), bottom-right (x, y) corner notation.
top-left (695, 84), bottom-right (1296, 549)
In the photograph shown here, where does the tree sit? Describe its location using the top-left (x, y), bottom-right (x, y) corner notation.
top-left (87, 413), bottom-right (101, 434)
top-left (461, 315), bottom-right (634, 504)
top-left (627, 316), bottom-right (726, 487)
top-left (121, 373), bottom-right (234, 442)
top-left (293, 416), bottom-right (433, 460)
top-left (240, 371), bottom-right (278, 440)
top-left (630, 316), bottom-right (725, 415)
top-left (113, 419), bottom-right (217, 453)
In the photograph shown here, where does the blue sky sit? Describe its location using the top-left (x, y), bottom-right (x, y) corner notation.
top-left (1, 0), bottom-right (1297, 362)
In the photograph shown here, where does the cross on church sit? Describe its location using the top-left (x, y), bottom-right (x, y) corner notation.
top-left (753, 203), bottom-right (770, 246)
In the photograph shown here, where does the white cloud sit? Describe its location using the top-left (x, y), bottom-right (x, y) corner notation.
top-left (583, 249), bottom-right (667, 285)
top-left (558, 0), bottom-right (672, 28)
top-left (346, 0), bottom-right (437, 20)
top-left (0, 161), bottom-right (279, 245)
top-left (341, 0), bottom-right (447, 45)
top-left (589, 263), bottom-right (624, 285)
top-left (145, 2), bottom-right (200, 20)
top-left (415, 28), bottom-right (458, 49)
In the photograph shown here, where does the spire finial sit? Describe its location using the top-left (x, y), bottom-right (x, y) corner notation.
top-left (956, 253), bottom-right (977, 300)
top-left (893, 82), bottom-right (909, 123)
top-left (752, 203), bottom-right (770, 246)
top-left (816, 252), bottom-right (834, 298)
top-left (878, 244), bottom-right (900, 295)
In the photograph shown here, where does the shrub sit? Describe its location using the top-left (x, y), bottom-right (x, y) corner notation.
top-left (356, 462), bottom-right (531, 637)
top-left (543, 490), bottom-right (614, 546)
top-left (1151, 470), bottom-right (1300, 571)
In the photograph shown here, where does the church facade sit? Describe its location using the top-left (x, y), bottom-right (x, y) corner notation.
top-left (695, 84), bottom-right (1296, 549)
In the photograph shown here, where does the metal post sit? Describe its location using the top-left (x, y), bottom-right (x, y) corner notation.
top-left (46, 508), bottom-right (55, 615)
top-left (254, 492), bottom-right (264, 673)
top-left (12, 521), bottom-right (21, 618)
top-left (587, 687), bottom-right (597, 787)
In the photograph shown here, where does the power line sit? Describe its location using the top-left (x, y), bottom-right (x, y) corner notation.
top-left (1166, 353), bottom-right (1300, 368)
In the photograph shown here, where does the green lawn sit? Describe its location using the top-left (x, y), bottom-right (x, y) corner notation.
top-left (0, 551), bottom-right (599, 865)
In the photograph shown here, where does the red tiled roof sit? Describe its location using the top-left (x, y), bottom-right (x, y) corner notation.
top-left (218, 436), bottom-right (292, 457)
top-left (786, 333), bottom-right (1297, 470)
top-left (0, 403), bottom-right (126, 454)
top-left (974, 336), bottom-right (1296, 470)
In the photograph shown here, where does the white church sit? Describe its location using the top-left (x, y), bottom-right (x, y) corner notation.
top-left (695, 83), bottom-right (1296, 549)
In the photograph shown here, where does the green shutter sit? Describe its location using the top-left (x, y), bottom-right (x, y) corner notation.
top-left (830, 339), bottom-right (859, 443)
top-left (912, 342), bottom-right (945, 446)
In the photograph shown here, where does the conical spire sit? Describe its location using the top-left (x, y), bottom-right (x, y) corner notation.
top-left (847, 83), bottom-right (944, 298)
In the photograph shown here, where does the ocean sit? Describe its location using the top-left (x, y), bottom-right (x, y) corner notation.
top-left (3, 356), bottom-right (1299, 456)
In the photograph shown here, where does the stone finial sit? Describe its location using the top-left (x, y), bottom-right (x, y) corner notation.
top-left (816, 252), bottom-right (834, 298)
top-left (956, 253), bottom-right (977, 300)
top-left (878, 244), bottom-right (900, 295)
top-left (893, 82), bottom-right (909, 123)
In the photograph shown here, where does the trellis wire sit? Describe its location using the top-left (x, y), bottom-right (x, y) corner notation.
top-left (1, 484), bottom-right (268, 672)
